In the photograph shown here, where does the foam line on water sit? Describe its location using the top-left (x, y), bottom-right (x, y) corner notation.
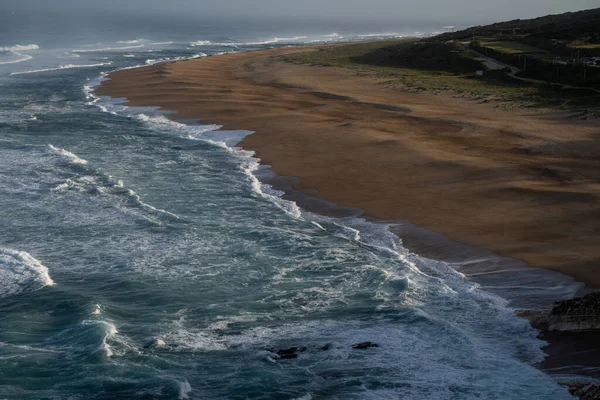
top-left (10, 63), bottom-right (113, 76)
top-left (0, 44), bottom-right (39, 66)
top-left (71, 45), bottom-right (144, 53)
top-left (44, 140), bottom-right (181, 222)
top-left (145, 53), bottom-right (207, 66)
top-left (0, 52), bottom-right (33, 65)
top-left (117, 39), bottom-right (144, 44)
top-left (190, 36), bottom-right (308, 47)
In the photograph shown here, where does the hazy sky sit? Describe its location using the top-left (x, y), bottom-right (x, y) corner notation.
top-left (4, 0), bottom-right (599, 24)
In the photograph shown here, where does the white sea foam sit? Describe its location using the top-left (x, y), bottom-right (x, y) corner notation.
top-left (0, 110), bottom-right (37, 124)
top-left (117, 39), bottom-right (143, 44)
top-left (60, 52), bottom-right (80, 58)
top-left (145, 53), bottom-right (207, 65)
top-left (116, 39), bottom-right (173, 46)
top-left (0, 52), bottom-right (33, 65)
top-left (10, 62), bottom-right (113, 76)
top-left (95, 101), bottom-right (302, 220)
top-left (191, 36), bottom-right (308, 47)
top-left (356, 32), bottom-right (404, 38)
top-left (46, 147), bottom-right (179, 220)
top-left (189, 40), bottom-right (212, 46)
top-left (91, 303), bottom-right (102, 316)
top-left (293, 395), bottom-right (313, 400)
top-left (162, 329), bottom-right (227, 351)
top-left (0, 248), bottom-right (55, 298)
top-left (242, 158), bottom-right (303, 219)
top-left (125, 189), bottom-right (180, 220)
top-left (79, 320), bottom-right (121, 358)
top-left (177, 380), bottom-right (192, 400)
top-left (0, 44), bottom-right (40, 51)
top-left (47, 144), bottom-right (88, 165)
top-left (101, 321), bottom-right (118, 357)
top-left (71, 45), bottom-right (144, 53)
top-left (0, 44), bottom-right (38, 65)
top-left (148, 41), bottom-right (174, 46)
top-left (123, 54), bottom-right (136, 58)
top-left (0, 341), bottom-right (60, 354)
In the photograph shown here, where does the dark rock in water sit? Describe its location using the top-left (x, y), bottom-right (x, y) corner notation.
top-left (321, 343), bottom-right (333, 351)
top-left (267, 346), bottom-right (307, 360)
top-left (521, 292), bottom-right (600, 332)
top-left (566, 382), bottom-right (600, 400)
top-left (277, 346), bottom-right (307, 356)
top-left (352, 342), bottom-right (379, 350)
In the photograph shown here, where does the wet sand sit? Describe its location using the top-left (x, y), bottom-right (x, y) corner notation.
top-left (96, 44), bottom-right (600, 288)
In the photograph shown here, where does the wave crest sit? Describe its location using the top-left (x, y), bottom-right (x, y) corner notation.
top-left (46, 144), bottom-right (88, 165)
top-left (0, 248), bottom-right (55, 298)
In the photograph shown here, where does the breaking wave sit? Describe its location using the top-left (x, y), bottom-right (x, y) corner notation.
top-left (0, 52), bottom-right (33, 65)
top-left (191, 36), bottom-right (308, 47)
top-left (0, 44), bottom-right (40, 51)
top-left (0, 44), bottom-right (39, 66)
top-left (46, 144), bottom-right (88, 165)
top-left (0, 248), bottom-right (55, 298)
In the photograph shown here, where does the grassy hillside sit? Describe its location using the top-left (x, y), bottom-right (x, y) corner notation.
top-left (351, 41), bottom-right (483, 73)
top-left (280, 40), bottom-right (599, 116)
top-left (438, 8), bottom-right (600, 58)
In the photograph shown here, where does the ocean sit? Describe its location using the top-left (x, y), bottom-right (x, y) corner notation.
top-left (0, 10), bottom-right (582, 399)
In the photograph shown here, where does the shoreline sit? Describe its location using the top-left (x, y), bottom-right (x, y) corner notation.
top-left (95, 43), bottom-right (600, 386)
top-left (96, 44), bottom-right (600, 289)
top-left (255, 164), bottom-right (585, 309)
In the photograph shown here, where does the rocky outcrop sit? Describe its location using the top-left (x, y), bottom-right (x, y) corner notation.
top-left (266, 342), bottom-right (380, 361)
top-left (566, 382), bottom-right (600, 400)
top-left (521, 292), bottom-right (600, 332)
top-left (267, 346), bottom-right (308, 360)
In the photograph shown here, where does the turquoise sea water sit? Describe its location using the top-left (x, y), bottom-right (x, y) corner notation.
top-left (0, 13), bottom-right (582, 399)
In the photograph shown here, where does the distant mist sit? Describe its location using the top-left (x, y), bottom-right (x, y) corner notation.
top-left (3, 0), bottom-right (599, 26)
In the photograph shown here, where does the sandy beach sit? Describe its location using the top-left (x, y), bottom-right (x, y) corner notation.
top-left (97, 44), bottom-right (600, 288)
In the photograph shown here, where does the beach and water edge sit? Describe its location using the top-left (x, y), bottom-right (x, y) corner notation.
top-left (95, 41), bottom-right (600, 392)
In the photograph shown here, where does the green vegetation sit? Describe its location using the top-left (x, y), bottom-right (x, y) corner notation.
top-left (435, 8), bottom-right (600, 88)
top-left (280, 40), bottom-right (599, 115)
top-left (477, 38), bottom-right (547, 55)
top-left (571, 43), bottom-right (600, 50)
top-left (351, 40), bottom-right (484, 73)
top-left (438, 7), bottom-right (600, 58)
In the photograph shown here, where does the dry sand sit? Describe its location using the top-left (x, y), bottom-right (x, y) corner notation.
top-left (97, 45), bottom-right (600, 288)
